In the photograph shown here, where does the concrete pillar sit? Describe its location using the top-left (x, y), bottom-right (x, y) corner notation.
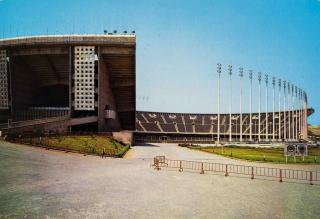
top-left (98, 46), bottom-right (121, 132)
top-left (288, 82), bottom-right (291, 140)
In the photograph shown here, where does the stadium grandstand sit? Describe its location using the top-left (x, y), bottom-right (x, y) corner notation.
top-left (0, 34), bottom-right (136, 138)
top-left (135, 110), bottom-right (314, 143)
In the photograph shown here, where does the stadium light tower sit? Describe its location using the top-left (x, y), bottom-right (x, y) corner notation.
top-left (295, 86), bottom-right (298, 140)
top-left (228, 65), bottom-right (232, 142)
top-left (299, 88), bottom-right (302, 139)
top-left (288, 82), bottom-right (291, 140)
top-left (258, 72), bottom-right (262, 142)
top-left (239, 67), bottom-right (244, 142)
top-left (292, 84), bottom-right (295, 140)
top-left (283, 80), bottom-right (287, 140)
top-left (249, 70), bottom-right (253, 142)
top-left (278, 79), bottom-right (282, 140)
top-left (272, 77), bottom-right (275, 141)
top-left (265, 74), bottom-right (269, 141)
top-left (217, 63), bottom-right (221, 144)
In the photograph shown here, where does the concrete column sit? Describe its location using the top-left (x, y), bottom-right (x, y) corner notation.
top-left (295, 86), bottom-right (298, 140)
top-left (298, 88), bottom-right (301, 139)
top-left (98, 46), bottom-right (121, 132)
top-left (239, 67), bottom-right (243, 142)
top-left (228, 65), bottom-right (232, 142)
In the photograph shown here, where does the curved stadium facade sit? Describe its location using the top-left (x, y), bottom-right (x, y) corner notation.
top-left (0, 34), bottom-right (314, 144)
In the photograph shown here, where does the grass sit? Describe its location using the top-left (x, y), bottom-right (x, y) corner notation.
top-left (181, 144), bottom-right (320, 164)
top-left (308, 125), bottom-right (320, 137)
top-left (15, 135), bottom-right (130, 157)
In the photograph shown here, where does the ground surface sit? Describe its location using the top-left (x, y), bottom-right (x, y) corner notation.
top-left (1, 141), bottom-right (320, 218)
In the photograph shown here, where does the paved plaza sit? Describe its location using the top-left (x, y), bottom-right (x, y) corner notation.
top-left (0, 141), bottom-right (320, 218)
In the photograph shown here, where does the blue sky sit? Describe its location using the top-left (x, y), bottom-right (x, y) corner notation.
top-left (1, 0), bottom-right (319, 124)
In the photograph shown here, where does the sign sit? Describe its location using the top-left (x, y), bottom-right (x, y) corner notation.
top-left (284, 143), bottom-right (308, 157)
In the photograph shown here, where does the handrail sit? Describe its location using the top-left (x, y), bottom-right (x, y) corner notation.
top-left (152, 156), bottom-right (319, 185)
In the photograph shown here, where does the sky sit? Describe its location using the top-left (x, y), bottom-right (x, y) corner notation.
top-left (0, 0), bottom-right (319, 124)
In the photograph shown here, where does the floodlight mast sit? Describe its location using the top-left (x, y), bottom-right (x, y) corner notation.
top-left (291, 84), bottom-right (295, 140)
top-left (265, 74), bottom-right (269, 141)
top-left (288, 82), bottom-right (291, 140)
top-left (249, 70), bottom-right (253, 142)
top-left (283, 80), bottom-right (287, 140)
top-left (217, 63), bottom-right (221, 144)
top-left (228, 65), bottom-right (232, 142)
top-left (272, 77), bottom-right (275, 141)
top-left (295, 86), bottom-right (298, 140)
top-left (239, 67), bottom-right (243, 142)
top-left (258, 72), bottom-right (262, 142)
top-left (278, 79), bottom-right (282, 140)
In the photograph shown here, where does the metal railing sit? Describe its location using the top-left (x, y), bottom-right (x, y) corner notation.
top-left (153, 156), bottom-right (319, 185)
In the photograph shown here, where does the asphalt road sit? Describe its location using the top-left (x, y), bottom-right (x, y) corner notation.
top-left (1, 141), bottom-right (319, 218)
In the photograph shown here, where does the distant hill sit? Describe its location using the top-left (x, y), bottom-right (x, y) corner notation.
top-left (308, 125), bottom-right (320, 137)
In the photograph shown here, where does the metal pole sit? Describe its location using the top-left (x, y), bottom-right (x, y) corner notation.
top-left (217, 63), bottom-right (221, 144)
top-left (228, 65), bottom-right (232, 142)
top-left (239, 67), bottom-right (243, 142)
top-left (249, 70), bottom-right (253, 142)
top-left (295, 86), bottom-right (298, 140)
top-left (272, 77), bottom-right (275, 141)
top-left (265, 74), bottom-right (269, 141)
top-left (258, 72), bottom-right (261, 142)
top-left (299, 88), bottom-right (301, 140)
top-left (288, 82), bottom-right (291, 140)
top-left (292, 85), bottom-right (295, 140)
top-left (283, 80), bottom-right (286, 140)
top-left (278, 79), bottom-right (281, 140)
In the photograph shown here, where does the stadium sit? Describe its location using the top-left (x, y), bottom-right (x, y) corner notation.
top-left (0, 34), bottom-right (314, 144)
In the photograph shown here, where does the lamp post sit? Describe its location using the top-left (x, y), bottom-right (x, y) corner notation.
top-left (288, 82), bottom-right (291, 140)
top-left (249, 70), bottom-right (253, 142)
top-left (217, 63), bottom-right (221, 144)
top-left (228, 65), bottom-right (232, 142)
top-left (278, 79), bottom-right (281, 140)
top-left (295, 86), bottom-right (298, 140)
top-left (283, 80), bottom-right (286, 140)
top-left (239, 67), bottom-right (243, 142)
top-left (292, 84), bottom-right (295, 140)
top-left (298, 88), bottom-right (301, 140)
top-left (272, 77), bottom-right (275, 141)
top-left (258, 72), bottom-right (261, 142)
top-left (265, 74), bottom-right (269, 141)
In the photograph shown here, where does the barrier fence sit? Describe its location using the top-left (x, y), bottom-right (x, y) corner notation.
top-left (153, 156), bottom-right (319, 185)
